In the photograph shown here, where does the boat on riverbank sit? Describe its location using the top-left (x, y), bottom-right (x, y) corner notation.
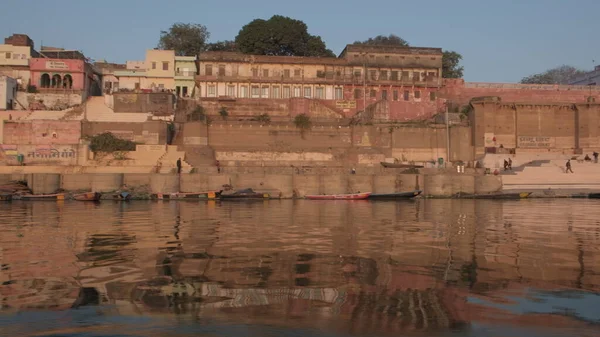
top-left (219, 188), bottom-right (272, 200)
top-left (453, 192), bottom-right (532, 199)
top-left (368, 190), bottom-right (422, 200)
top-left (152, 191), bottom-right (220, 200)
top-left (20, 193), bottom-right (66, 201)
top-left (0, 193), bottom-right (13, 201)
top-left (588, 193), bottom-right (600, 199)
top-left (305, 192), bottom-right (371, 200)
top-left (112, 192), bottom-right (132, 201)
top-left (73, 192), bottom-right (102, 201)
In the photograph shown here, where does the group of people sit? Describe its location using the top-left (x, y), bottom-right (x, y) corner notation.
top-left (503, 158), bottom-right (513, 170)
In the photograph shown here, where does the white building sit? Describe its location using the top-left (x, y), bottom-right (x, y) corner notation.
top-left (0, 75), bottom-right (17, 110)
top-left (570, 65), bottom-right (600, 86)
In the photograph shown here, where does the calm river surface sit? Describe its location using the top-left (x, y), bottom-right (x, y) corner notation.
top-left (1, 199), bottom-right (599, 337)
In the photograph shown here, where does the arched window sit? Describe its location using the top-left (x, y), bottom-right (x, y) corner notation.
top-left (51, 74), bottom-right (62, 88)
top-left (40, 73), bottom-right (51, 88)
top-left (63, 74), bottom-right (73, 89)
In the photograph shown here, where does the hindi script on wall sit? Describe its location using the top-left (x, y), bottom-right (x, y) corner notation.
top-left (518, 136), bottom-right (555, 148)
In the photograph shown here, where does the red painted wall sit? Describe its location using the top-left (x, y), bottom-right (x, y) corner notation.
top-left (29, 58), bottom-right (86, 90)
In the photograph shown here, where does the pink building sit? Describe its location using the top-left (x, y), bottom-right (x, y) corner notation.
top-left (29, 58), bottom-right (89, 91)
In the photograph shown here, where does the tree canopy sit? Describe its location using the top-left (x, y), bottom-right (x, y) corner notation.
top-left (354, 34), bottom-right (409, 47)
top-left (158, 23), bottom-right (210, 56)
top-left (206, 40), bottom-right (237, 52)
top-left (235, 15), bottom-right (335, 57)
top-left (520, 65), bottom-right (586, 84)
top-left (442, 51), bottom-right (464, 79)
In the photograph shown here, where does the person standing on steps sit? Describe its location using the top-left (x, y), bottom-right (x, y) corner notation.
top-left (594, 152), bottom-right (599, 164)
top-left (216, 160), bottom-right (221, 174)
top-left (176, 158), bottom-right (182, 174)
top-left (566, 159), bottom-right (573, 173)
top-left (508, 158), bottom-right (513, 170)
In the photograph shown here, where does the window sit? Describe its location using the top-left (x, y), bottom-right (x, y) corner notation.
top-left (401, 71), bottom-right (409, 81)
top-left (294, 69), bottom-right (301, 77)
top-left (272, 86), bottom-right (280, 98)
top-left (134, 82), bottom-right (140, 90)
top-left (283, 86), bottom-right (291, 98)
top-left (354, 70), bottom-right (362, 78)
top-left (13, 53), bottom-right (19, 59)
top-left (414, 90), bottom-right (421, 99)
top-left (428, 71), bottom-right (436, 80)
top-left (227, 85), bottom-right (236, 97)
top-left (304, 87), bottom-right (311, 98)
top-left (252, 68), bottom-right (258, 77)
top-left (403, 90), bottom-right (409, 101)
top-left (430, 92), bottom-right (436, 101)
top-left (380, 70), bottom-right (388, 80)
top-left (293, 86), bottom-right (301, 97)
top-left (219, 65), bottom-right (225, 76)
top-left (382, 90), bottom-right (388, 100)
top-left (413, 72), bottom-right (420, 82)
top-left (208, 85), bottom-right (216, 97)
top-left (152, 62), bottom-right (157, 70)
top-left (370, 89), bottom-right (376, 98)
top-left (284, 69), bottom-right (290, 78)
top-left (251, 85), bottom-right (260, 98)
top-left (205, 64), bottom-right (212, 75)
top-left (315, 87), bottom-right (324, 99)
top-left (240, 86), bottom-right (248, 98)
top-left (335, 87), bottom-right (343, 99)
top-left (261, 85), bottom-right (269, 98)
top-left (370, 70), bottom-right (377, 80)
top-left (336, 70), bottom-right (341, 78)
top-left (393, 90), bottom-right (398, 101)
top-left (158, 84), bottom-right (165, 89)
top-left (317, 70), bottom-right (325, 78)
top-left (354, 89), bottom-right (362, 99)
top-left (5, 52), bottom-right (11, 59)
top-left (391, 71), bottom-right (398, 81)
top-left (263, 69), bottom-right (269, 77)
top-left (162, 62), bottom-right (169, 71)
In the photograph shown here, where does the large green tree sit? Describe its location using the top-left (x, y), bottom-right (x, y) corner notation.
top-left (442, 51), bottom-right (464, 79)
top-left (235, 15), bottom-right (335, 57)
top-left (206, 40), bottom-right (237, 52)
top-left (520, 65), bottom-right (586, 84)
top-left (158, 23), bottom-right (210, 56)
top-left (354, 34), bottom-right (409, 46)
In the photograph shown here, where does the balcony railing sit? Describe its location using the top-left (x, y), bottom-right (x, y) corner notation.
top-left (195, 74), bottom-right (441, 87)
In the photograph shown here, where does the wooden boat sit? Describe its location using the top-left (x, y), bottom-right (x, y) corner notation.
top-left (380, 162), bottom-right (424, 169)
top-left (20, 193), bottom-right (66, 201)
top-left (588, 193), bottom-right (600, 199)
top-left (454, 192), bottom-right (532, 199)
top-left (0, 193), bottom-right (13, 201)
top-left (152, 191), bottom-right (221, 200)
top-left (73, 192), bottom-right (102, 201)
top-left (219, 188), bottom-right (271, 200)
top-left (305, 192), bottom-right (371, 200)
top-left (112, 192), bottom-right (132, 201)
top-left (368, 190), bottom-right (422, 200)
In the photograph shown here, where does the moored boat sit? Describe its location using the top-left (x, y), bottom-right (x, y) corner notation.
top-left (113, 192), bottom-right (132, 201)
top-left (20, 193), bottom-right (66, 201)
top-left (152, 191), bottom-right (220, 200)
top-left (219, 188), bottom-right (271, 200)
top-left (380, 162), bottom-right (424, 169)
top-left (454, 192), bottom-right (532, 199)
top-left (0, 193), bottom-right (13, 201)
top-left (73, 192), bottom-right (102, 201)
top-left (368, 190), bottom-right (422, 200)
top-left (305, 192), bottom-right (371, 200)
top-left (588, 193), bottom-right (600, 199)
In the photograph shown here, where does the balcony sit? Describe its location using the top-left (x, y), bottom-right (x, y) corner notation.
top-left (195, 74), bottom-right (441, 87)
top-left (175, 71), bottom-right (195, 80)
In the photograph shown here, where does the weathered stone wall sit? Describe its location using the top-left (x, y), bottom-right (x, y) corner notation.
top-left (3, 120), bottom-right (81, 144)
top-left (81, 120), bottom-right (167, 144)
top-left (112, 92), bottom-right (175, 115)
top-left (15, 91), bottom-right (83, 110)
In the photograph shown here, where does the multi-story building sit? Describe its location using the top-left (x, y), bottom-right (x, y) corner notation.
top-left (0, 75), bottom-right (17, 110)
top-left (175, 56), bottom-right (196, 97)
top-left (0, 34), bottom-right (39, 89)
top-left (93, 60), bottom-right (126, 94)
top-left (569, 65), bottom-right (600, 86)
top-left (194, 44), bottom-right (442, 110)
top-left (116, 50), bottom-right (175, 92)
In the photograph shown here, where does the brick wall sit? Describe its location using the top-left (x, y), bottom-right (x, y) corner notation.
top-left (113, 93), bottom-right (175, 115)
top-left (3, 120), bottom-right (81, 144)
top-left (81, 121), bottom-right (167, 145)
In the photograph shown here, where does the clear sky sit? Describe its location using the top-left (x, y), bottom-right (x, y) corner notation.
top-left (1, 0), bottom-right (598, 82)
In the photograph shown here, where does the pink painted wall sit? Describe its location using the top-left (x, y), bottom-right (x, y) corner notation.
top-left (3, 120), bottom-right (81, 145)
top-left (29, 58), bottom-right (86, 90)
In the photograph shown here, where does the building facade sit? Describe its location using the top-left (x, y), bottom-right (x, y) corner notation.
top-left (0, 34), bottom-right (39, 89)
top-left (175, 56), bottom-right (196, 97)
top-left (0, 75), bottom-right (17, 110)
top-left (116, 50), bottom-right (175, 91)
top-left (194, 44), bottom-right (442, 106)
top-left (94, 60), bottom-right (126, 94)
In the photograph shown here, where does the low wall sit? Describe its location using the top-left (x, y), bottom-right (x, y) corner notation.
top-left (0, 144), bottom-right (80, 165)
top-left (16, 91), bottom-right (83, 110)
top-left (3, 120), bottom-right (81, 144)
top-left (81, 120), bottom-right (166, 144)
top-left (2, 172), bottom-right (502, 197)
top-left (112, 93), bottom-right (175, 115)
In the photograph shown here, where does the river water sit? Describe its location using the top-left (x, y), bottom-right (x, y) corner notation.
top-left (0, 199), bottom-right (599, 337)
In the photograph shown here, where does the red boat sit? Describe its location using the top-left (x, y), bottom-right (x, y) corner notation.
top-left (305, 192), bottom-right (371, 200)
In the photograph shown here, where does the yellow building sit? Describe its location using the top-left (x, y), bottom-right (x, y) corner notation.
top-left (195, 44), bottom-right (443, 102)
top-left (0, 34), bottom-right (39, 88)
top-left (116, 50), bottom-right (175, 91)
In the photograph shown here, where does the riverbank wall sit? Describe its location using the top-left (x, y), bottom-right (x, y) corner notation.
top-left (0, 172), bottom-right (502, 197)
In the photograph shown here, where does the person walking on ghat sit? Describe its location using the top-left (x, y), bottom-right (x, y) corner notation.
top-left (176, 158), bottom-right (182, 174)
top-left (566, 159), bottom-right (573, 173)
top-left (503, 159), bottom-right (509, 171)
top-left (508, 158), bottom-right (513, 170)
top-left (594, 152), bottom-right (599, 164)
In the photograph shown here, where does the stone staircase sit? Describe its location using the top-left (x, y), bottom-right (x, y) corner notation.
top-left (156, 145), bottom-right (192, 173)
top-left (85, 96), bottom-right (150, 122)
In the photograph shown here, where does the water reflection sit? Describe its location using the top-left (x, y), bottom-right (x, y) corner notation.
top-left (1, 199), bottom-right (599, 336)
